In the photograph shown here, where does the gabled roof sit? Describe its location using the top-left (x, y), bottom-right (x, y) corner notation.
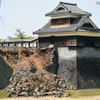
top-left (34, 16), bottom-right (100, 34)
top-left (46, 2), bottom-right (91, 16)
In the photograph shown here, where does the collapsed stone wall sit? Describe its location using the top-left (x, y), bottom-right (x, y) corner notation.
top-left (0, 47), bottom-right (58, 88)
top-left (32, 48), bottom-right (58, 74)
top-left (0, 47), bottom-right (67, 97)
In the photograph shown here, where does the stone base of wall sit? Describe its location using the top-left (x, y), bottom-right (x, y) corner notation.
top-left (57, 47), bottom-right (100, 89)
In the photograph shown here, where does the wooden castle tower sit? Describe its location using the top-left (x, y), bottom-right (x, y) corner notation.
top-left (34, 2), bottom-right (100, 89)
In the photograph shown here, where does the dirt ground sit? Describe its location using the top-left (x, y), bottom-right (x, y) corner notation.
top-left (1, 96), bottom-right (100, 100)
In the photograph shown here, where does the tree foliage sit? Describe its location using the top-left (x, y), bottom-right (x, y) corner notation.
top-left (15, 29), bottom-right (27, 39)
top-left (7, 29), bottom-right (34, 40)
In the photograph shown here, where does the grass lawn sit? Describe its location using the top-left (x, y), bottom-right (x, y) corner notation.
top-left (0, 90), bottom-right (8, 99)
top-left (65, 89), bottom-right (100, 98)
top-left (0, 89), bottom-right (100, 99)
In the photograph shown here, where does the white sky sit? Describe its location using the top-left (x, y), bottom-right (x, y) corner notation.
top-left (0, 0), bottom-right (100, 39)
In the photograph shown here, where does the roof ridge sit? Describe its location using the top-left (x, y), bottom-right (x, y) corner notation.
top-left (60, 1), bottom-right (77, 6)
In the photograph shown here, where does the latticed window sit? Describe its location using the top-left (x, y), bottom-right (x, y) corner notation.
top-left (51, 18), bottom-right (70, 26)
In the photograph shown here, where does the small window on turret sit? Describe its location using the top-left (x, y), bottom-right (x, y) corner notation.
top-left (51, 18), bottom-right (70, 26)
top-left (56, 7), bottom-right (65, 11)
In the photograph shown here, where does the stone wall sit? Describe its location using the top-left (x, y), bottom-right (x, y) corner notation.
top-left (1, 46), bottom-right (100, 90)
top-left (57, 47), bottom-right (100, 89)
top-left (77, 47), bottom-right (100, 89)
top-left (57, 47), bottom-right (77, 88)
top-left (0, 55), bottom-right (13, 90)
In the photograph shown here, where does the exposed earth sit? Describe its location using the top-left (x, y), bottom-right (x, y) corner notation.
top-left (0, 47), bottom-right (66, 97)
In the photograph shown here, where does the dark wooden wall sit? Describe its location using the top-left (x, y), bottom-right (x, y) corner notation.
top-left (39, 36), bottom-right (76, 47)
top-left (51, 18), bottom-right (70, 26)
top-left (39, 36), bottom-right (100, 48)
top-left (39, 37), bottom-right (51, 47)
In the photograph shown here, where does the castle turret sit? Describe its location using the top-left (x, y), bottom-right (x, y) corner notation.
top-left (34, 2), bottom-right (100, 48)
top-left (34, 2), bottom-right (100, 89)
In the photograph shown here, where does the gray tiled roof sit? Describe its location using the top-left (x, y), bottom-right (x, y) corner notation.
top-left (0, 38), bottom-right (38, 43)
top-left (34, 16), bottom-right (99, 34)
top-left (35, 21), bottom-right (76, 33)
top-left (46, 2), bottom-right (91, 16)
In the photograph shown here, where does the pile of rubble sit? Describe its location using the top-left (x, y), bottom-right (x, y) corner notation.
top-left (6, 66), bottom-right (68, 97)
top-left (0, 47), bottom-right (70, 97)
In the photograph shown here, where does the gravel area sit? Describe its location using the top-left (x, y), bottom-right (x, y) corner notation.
top-left (1, 96), bottom-right (100, 100)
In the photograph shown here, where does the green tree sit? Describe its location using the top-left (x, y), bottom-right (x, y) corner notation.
top-left (7, 36), bottom-right (13, 40)
top-left (7, 29), bottom-right (34, 40)
top-left (7, 36), bottom-right (20, 40)
top-left (15, 29), bottom-right (27, 39)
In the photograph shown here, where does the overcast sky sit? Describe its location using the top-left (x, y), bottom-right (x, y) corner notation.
top-left (0, 0), bottom-right (100, 39)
